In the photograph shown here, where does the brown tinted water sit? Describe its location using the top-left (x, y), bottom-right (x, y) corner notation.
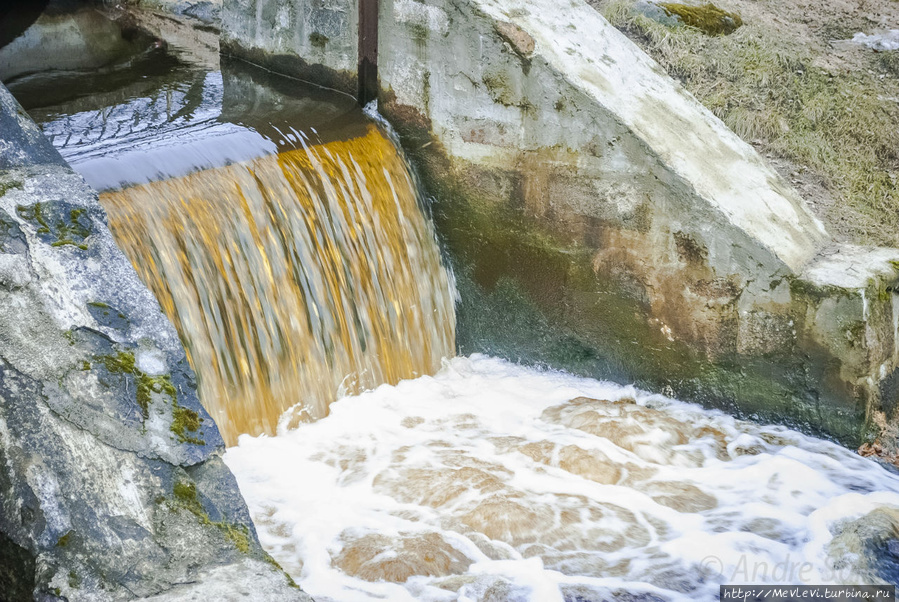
top-left (100, 125), bottom-right (455, 444)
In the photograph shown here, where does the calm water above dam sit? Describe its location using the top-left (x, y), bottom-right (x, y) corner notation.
top-left (11, 8), bottom-right (899, 600)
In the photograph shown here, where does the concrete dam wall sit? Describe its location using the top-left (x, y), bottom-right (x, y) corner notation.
top-left (222, 0), bottom-right (899, 450)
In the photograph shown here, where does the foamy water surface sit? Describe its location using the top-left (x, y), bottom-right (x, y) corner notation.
top-left (224, 356), bottom-right (899, 601)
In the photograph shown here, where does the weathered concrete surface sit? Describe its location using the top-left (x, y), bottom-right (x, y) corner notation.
top-left (221, 0), bottom-right (358, 94)
top-left (0, 84), bottom-right (311, 601)
top-left (103, 0), bottom-right (223, 28)
top-left (221, 0), bottom-right (899, 450)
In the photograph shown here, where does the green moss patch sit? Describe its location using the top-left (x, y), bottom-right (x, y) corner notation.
top-left (0, 180), bottom-right (23, 197)
top-left (169, 480), bottom-right (251, 554)
top-left (658, 3), bottom-right (742, 35)
top-left (171, 404), bottom-right (204, 445)
top-left (95, 349), bottom-right (204, 444)
top-left (56, 531), bottom-right (73, 548)
top-left (98, 351), bottom-right (136, 375)
top-left (15, 201), bottom-right (92, 251)
top-left (308, 32), bottom-right (329, 48)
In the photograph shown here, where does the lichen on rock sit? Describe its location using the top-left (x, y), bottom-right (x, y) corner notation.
top-left (16, 200), bottom-right (93, 250)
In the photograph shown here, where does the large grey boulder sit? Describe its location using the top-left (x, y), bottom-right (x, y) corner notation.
top-left (0, 84), bottom-right (311, 601)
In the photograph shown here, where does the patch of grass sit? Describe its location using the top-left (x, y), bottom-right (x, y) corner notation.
top-left (879, 50), bottom-right (899, 78)
top-left (600, 0), bottom-right (899, 246)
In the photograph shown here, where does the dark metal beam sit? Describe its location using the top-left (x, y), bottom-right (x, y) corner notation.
top-left (357, 0), bottom-right (379, 106)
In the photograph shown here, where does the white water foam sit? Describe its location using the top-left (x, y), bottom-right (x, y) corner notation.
top-left (224, 355), bottom-right (899, 601)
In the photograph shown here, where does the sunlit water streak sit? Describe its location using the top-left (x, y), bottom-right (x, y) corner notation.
top-left (224, 355), bottom-right (899, 601)
top-left (100, 124), bottom-right (456, 444)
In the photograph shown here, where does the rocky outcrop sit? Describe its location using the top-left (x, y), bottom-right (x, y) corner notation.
top-left (0, 84), bottom-right (311, 601)
top-left (828, 506), bottom-right (899, 585)
top-left (222, 0), bottom-right (899, 451)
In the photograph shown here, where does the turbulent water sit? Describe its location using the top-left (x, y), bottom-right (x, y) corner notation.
top-left (100, 124), bottom-right (455, 444)
top-left (225, 356), bottom-right (899, 601)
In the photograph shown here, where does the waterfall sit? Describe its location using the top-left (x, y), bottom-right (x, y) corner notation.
top-left (100, 124), bottom-right (455, 445)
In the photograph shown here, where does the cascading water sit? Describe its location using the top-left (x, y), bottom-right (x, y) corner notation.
top-left (100, 124), bottom-right (455, 444)
top-left (13, 10), bottom-right (899, 601)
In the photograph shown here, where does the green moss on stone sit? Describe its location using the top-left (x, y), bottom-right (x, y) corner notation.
top-left (658, 2), bottom-right (742, 35)
top-left (87, 301), bottom-right (109, 309)
top-left (263, 554), bottom-right (300, 588)
top-left (308, 32), bottom-right (329, 48)
top-left (67, 570), bottom-right (80, 589)
top-left (171, 404), bottom-right (204, 445)
top-left (0, 180), bottom-right (23, 196)
top-left (788, 276), bottom-right (856, 303)
top-left (173, 481), bottom-right (203, 512)
top-left (96, 351), bottom-right (202, 443)
top-left (99, 351), bottom-right (136, 375)
top-left (16, 203), bottom-right (50, 234)
top-left (16, 202), bottom-right (91, 250)
top-left (136, 373), bottom-right (177, 419)
top-left (220, 523), bottom-right (251, 553)
top-left (56, 531), bottom-right (73, 547)
top-left (170, 481), bottom-right (251, 554)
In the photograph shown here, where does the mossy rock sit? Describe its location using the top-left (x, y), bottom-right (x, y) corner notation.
top-left (657, 2), bottom-right (743, 35)
top-left (0, 211), bottom-right (26, 254)
top-left (15, 201), bottom-right (92, 251)
top-left (94, 348), bottom-right (204, 444)
top-left (170, 480), bottom-right (250, 553)
top-left (87, 301), bottom-right (130, 331)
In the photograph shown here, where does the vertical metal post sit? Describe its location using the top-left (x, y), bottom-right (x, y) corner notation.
top-left (357, 0), bottom-right (379, 106)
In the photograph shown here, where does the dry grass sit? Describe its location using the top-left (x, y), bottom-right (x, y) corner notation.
top-left (598, 0), bottom-right (899, 247)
